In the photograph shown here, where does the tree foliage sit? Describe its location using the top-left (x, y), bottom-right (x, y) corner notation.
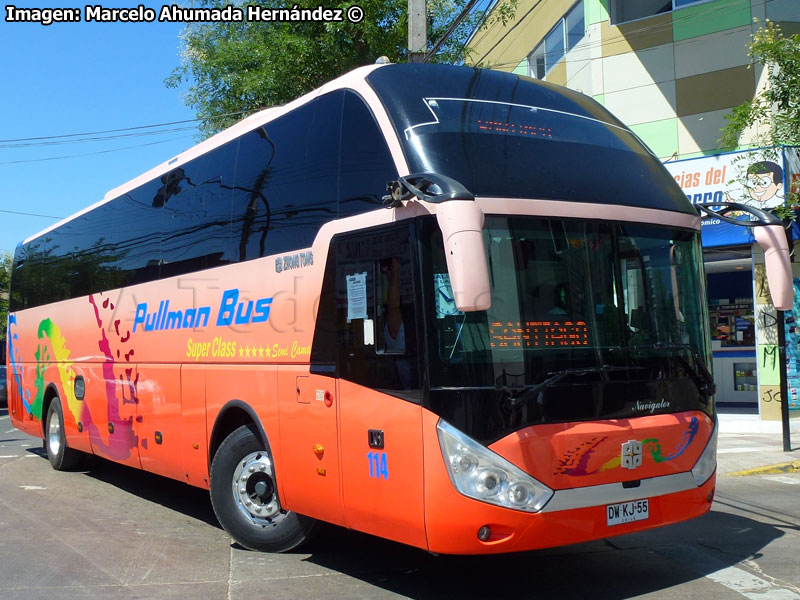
top-left (166, 0), bottom-right (516, 138)
top-left (720, 20), bottom-right (800, 151)
top-left (1, 251), bottom-right (11, 348)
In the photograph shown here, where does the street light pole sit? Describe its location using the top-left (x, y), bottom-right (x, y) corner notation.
top-left (778, 307), bottom-right (792, 451)
top-left (408, 0), bottom-right (426, 62)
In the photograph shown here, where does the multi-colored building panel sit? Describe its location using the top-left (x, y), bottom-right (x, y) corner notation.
top-left (468, 0), bottom-right (799, 160)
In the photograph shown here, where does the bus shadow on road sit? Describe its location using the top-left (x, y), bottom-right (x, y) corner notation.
top-left (75, 456), bottom-right (221, 529)
top-left (300, 510), bottom-right (790, 599)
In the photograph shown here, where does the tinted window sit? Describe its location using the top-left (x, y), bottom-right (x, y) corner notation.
top-left (611, 0), bottom-right (671, 24)
top-left (9, 243), bottom-right (33, 311)
top-left (338, 91), bottom-right (397, 217)
top-left (313, 225), bottom-right (420, 398)
top-left (160, 139), bottom-right (238, 277)
top-left (528, 44), bottom-right (545, 79)
top-left (367, 64), bottom-right (693, 214)
top-left (12, 89), bottom-right (400, 310)
top-left (56, 201), bottom-right (117, 298)
top-left (566, 2), bottom-right (585, 50)
top-left (544, 21), bottom-right (565, 73)
top-left (234, 91), bottom-right (342, 260)
top-left (111, 179), bottom-right (164, 286)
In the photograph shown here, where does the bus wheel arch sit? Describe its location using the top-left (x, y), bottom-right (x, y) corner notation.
top-left (208, 401), bottom-right (270, 470)
top-left (208, 402), bottom-right (316, 552)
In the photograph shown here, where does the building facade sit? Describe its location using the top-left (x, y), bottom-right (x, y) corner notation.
top-left (467, 0), bottom-right (800, 429)
top-left (468, 0), bottom-right (798, 160)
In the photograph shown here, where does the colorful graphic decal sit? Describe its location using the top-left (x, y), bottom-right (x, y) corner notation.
top-left (9, 294), bottom-right (140, 462)
top-left (7, 314), bottom-right (31, 414)
top-left (642, 416), bottom-right (700, 463)
top-left (32, 318), bottom-right (86, 428)
top-left (88, 293), bottom-right (139, 461)
top-left (554, 416), bottom-right (700, 476)
top-left (554, 436), bottom-right (608, 477)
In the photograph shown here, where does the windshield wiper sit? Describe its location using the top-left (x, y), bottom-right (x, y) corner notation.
top-left (679, 354), bottom-right (716, 399)
top-left (615, 343), bottom-right (716, 399)
top-left (504, 365), bottom-right (639, 410)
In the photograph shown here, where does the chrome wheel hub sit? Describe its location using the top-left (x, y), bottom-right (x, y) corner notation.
top-left (48, 411), bottom-right (62, 455)
top-left (232, 451), bottom-right (282, 524)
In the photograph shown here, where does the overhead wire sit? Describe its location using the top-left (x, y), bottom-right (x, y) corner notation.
top-left (0, 208), bottom-right (64, 219)
top-left (0, 109), bottom-right (248, 145)
top-left (0, 136), bottom-right (193, 166)
top-left (0, 126), bottom-right (198, 149)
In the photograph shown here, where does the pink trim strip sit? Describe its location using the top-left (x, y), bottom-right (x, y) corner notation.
top-left (472, 197), bottom-right (702, 230)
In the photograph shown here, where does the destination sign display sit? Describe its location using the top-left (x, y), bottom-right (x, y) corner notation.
top-left (489, 321), bottom-right (589, 349)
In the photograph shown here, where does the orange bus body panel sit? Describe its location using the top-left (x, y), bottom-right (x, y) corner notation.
top-left (421, 409), bottom-right (714, 555)
top-left (137, 364), bottom-right (183, 480)
top-left (277, 366), bottom-right (345, 526)
top-left (489, 411), bottom-right (713, 490)
top-left (181, 364), bottom-right (209, 488)
top-left (204, 364), bottom-right (281, 481)
top-left (337, 380), bottom-right (426, 550)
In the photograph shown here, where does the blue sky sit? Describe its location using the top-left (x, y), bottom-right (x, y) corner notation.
top-left (0, 1), bottom-right (198, 255)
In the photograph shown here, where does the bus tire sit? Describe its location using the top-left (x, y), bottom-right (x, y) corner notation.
top-left (45, 397), bottom-right (83, 471)
top-left (210, 424), bottom-right (316, 552)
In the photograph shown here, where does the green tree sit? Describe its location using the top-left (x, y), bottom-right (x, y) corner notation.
top-left (1, 251), bottom-right (11, 350)
top-left (166, 0), bottom-right (516, 138)
top-left (720, 20), bottom-right (800, 152)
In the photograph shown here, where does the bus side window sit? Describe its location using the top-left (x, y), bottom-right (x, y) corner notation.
top-left (338, 91), bottom-right (398, 218)
top-left (311, 228), bottom-right (420, 399)
top-left (234, 91), bottom-right (342, 261)
top-left (159, 139), bottom-right (238, 275)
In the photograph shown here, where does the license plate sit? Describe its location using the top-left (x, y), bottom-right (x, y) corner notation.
top-left (606, 498), bottom-right (649, 526)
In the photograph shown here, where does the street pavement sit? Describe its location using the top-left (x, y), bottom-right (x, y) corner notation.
top-left (717, 413), bottom-right (800, 475)
top-left (1, 405), bottom-right (800, 599)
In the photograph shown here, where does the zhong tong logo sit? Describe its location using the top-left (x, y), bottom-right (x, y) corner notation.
top-left (621, 440), bottom-right (643, 470)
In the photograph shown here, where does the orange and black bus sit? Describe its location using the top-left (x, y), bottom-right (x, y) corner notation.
top-left (6, 63), bottom-right (791, 554)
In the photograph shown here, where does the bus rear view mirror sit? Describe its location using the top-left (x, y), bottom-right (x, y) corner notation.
top-left (697, 202), bottom-right (793, 310)
top-left (382, 173), bottom-right (490, 312)
top-left (435, 200), bottom-right (491, 312)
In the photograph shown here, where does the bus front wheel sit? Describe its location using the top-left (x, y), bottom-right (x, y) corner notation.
top-left (210, 424), bottom-right (316, 552)
top-left (45, 397), bottom-right (83, 470)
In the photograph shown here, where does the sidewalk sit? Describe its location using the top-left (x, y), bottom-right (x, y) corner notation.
top-left (717, 412), bottom-right (800, 475)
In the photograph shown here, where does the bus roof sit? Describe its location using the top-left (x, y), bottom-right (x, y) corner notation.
top-left (23, 62), bottom-right (694, 245)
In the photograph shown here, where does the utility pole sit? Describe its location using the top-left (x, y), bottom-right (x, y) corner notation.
top-left (408, 0), bottom-right (426, 63)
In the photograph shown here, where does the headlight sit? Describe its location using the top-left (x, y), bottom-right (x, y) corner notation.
top-left (691, 417), bottom-right (718, 486)
top-left (437, 419), bottom-right (553, 512)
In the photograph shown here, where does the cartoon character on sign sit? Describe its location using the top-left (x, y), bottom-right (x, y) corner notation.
top-left (745, 161), bottom-right (784, 209)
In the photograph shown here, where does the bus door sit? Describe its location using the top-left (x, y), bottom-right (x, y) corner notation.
top-left (277, 366), bottom-right (344, 526)
top-left (83, 363), bottom-right (140, 468)
top-left (328, 226), bottom-right (427, 549)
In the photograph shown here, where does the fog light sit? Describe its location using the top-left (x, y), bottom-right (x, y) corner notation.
top-left (477, 525), bottom-right (491, 541)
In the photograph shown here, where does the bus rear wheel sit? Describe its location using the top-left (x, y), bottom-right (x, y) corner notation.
top-left (210, 424), bottom-right (316, 552)
top-left (45, 397), bottom-right (82, 470)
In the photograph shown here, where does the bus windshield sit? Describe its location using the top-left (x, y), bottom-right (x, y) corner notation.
top-left (420, 216), bottom-right (709, 396)
top-left (368, 63), bottom-right (692, 212)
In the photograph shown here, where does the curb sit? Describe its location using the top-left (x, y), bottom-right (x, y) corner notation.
top-left (726, 460), bottom-right (800, 477)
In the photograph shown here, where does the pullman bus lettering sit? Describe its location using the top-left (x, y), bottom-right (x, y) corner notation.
top-left (132, 288), bottom-right (273, 332)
